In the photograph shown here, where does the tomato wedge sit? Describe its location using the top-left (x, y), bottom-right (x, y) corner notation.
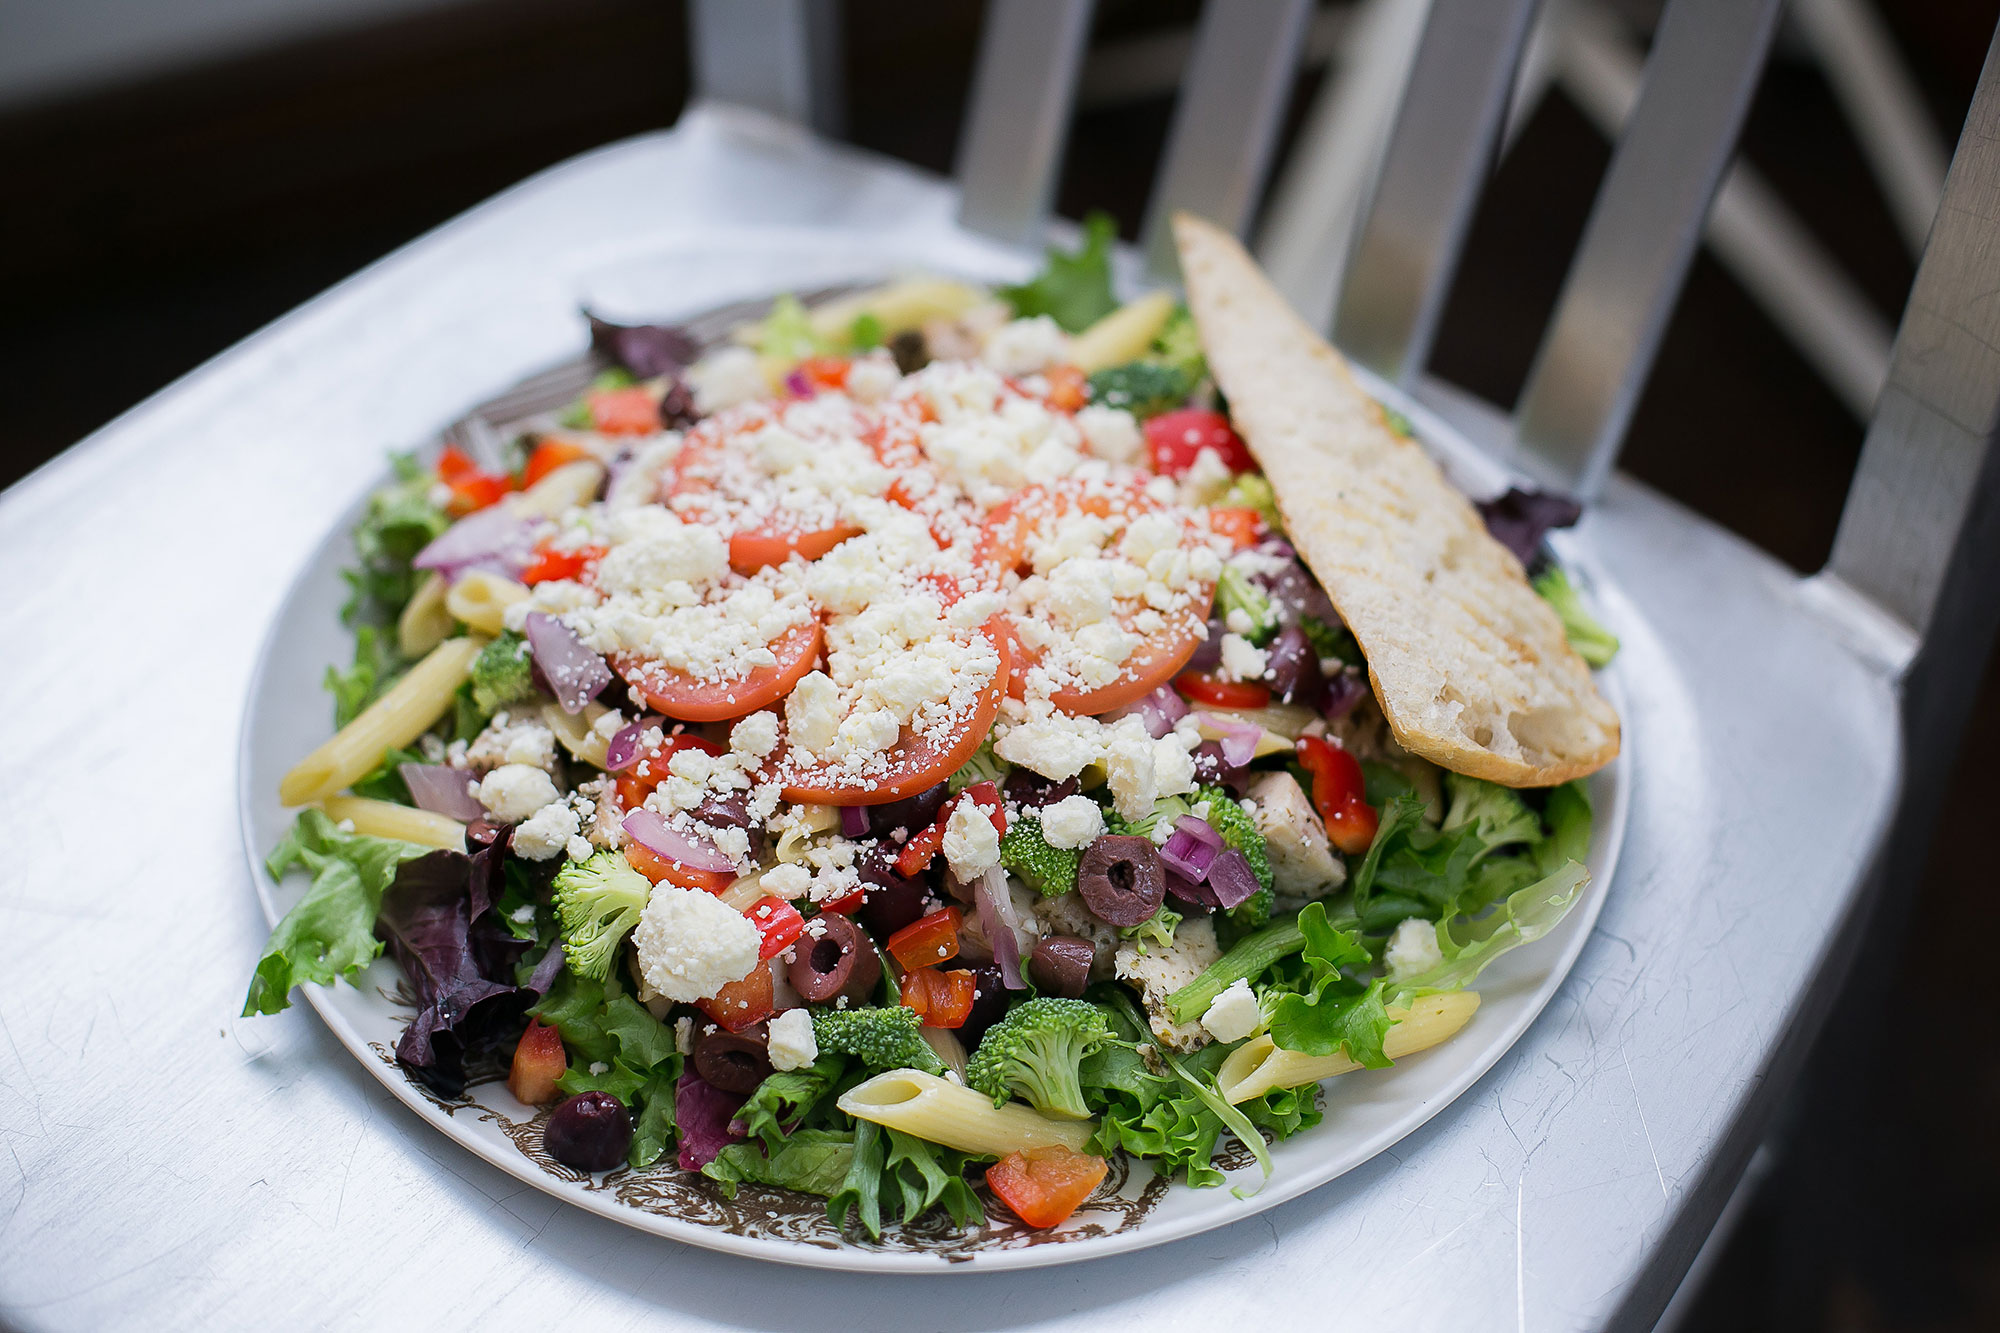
top-left (987, 1146), bottom-right (1109, 1228)
top-left (728, 523), bottom-right (863, 574)
top-left (615, 618), bottom-right (824, 724)
top-left (1144, 408), bottom-right (1255, 477)
top-left (1177, 672), bottom-right (1271, 710)
top-left (699, 964), bottom-right (775, 1032)
top-left (777, 618), bottom-right (1012, 805)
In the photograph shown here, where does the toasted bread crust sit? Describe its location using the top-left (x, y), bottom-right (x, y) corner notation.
top-left (1173, 213), bottom-right (1619, 787)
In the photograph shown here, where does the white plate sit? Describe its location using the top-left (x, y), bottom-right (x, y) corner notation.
top-left (237, 291), bottom-right (1630, 1273)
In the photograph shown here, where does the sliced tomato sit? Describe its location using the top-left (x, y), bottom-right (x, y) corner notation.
top-left (589, 385), bottom-right (662, 435)
top-left (507, 1018), bottom-right (566, 1105)
top-left (987, 1146), bottom-right (1109, 1228)
top-left (625, 842), bottom-right (735, 894)
top-left (900, 966), bottom-right (976, 1029)
top-left (728, 523), bottom-right (863, 574)
top-left (777, 621), bottom-right (1011, 805)
top-left (1207, 506), bottom-right (1262, 549)
top-left (699, 964), bottom-right (775, 1032)
top-left (747, 897), bottom-right (806, 960)
top-left (887, 907), bottom-right (962, 972)
top-left (1177, 672), bottom-right (1271, 710)
top-left (616, 618), bottom-right (824, 724)
top-left (521, 439), bottom-right (593, 488)
top-left (1144, 408), bottom-right (1256, 477)
top-left (615, 733), bottom-right (726, 809)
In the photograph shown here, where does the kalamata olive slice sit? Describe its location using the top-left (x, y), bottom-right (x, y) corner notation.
top-left (692, 1023), bottom-right (773, 1093)
top-left (1076, 835), bottom-right (1167, 928)
top-left (789, 913), bottom-right (882, 1004)
top-left (543, 1091), bottom-right (632, 1171)
top-left (957, 964), bottom-right (1011, 1050)
top-left (867, 782), bottom-right (949, 838)
top-left (857, 846), bottom-right (931, 937)
top-left (1028, 936), bottom-right (1096, 997)
top-left (1002, 771), bottom-right (1079, 811)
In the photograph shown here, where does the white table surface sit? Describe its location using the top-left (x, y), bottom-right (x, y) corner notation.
top-left (0, 104), bottom-right (1901, 1332)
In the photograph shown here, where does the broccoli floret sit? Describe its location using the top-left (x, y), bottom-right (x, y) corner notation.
top-left (1108, 794), bottom-right (1191, 843)
top-left (1152, 305), bottom-right (1207, 382)
top-left (1299, 614), bottom-right (1363, 666)
top-left (470, 631), bottom-right (536, 714)
top-left (552, 850), bottom-right (653, 981)
top-left (1118, 905), bottom-right (1182, 952)
top-left (1532, 566), bottom-right (1619, 667)
top-left (966, 997), bottom-right (1114, 1119)
top-left (1086, 361), bottom-right (1194, 420)
top-left (1199, 786), bottom-right (1274, 928)
top-left (999, 814), bottom-right (1082, 898)
top-left (1215, 563), bottom-right (1279, 646)
top-left (947, 739), bottom-right (1007, 793)
top-left (811, 1006), bottom-right (948, 1077)
top-left (1221, 473), bottom-right (1282, 533)
top-left (1441, 771), bottom-right (1541, 856)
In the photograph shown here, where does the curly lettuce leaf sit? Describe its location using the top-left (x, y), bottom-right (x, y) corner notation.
top-left (1390, 861), bottom-right (1589, 1000)
top-left (1534, 566), bottom-right (1620, 666)
top-left (1000, 212), bottom-right (1119, 333)
top-left (1262, 902), bottom-right (1392, 1067)
top-left (342, 452), bottom-right (449, 627)
top-left (735, 1055), bottom-right (848, 1152)
top-left (704, 1129), bottom-right (856, 1199)
top-left (325, 624), bottom-right (405, 729)
top-left (243, 809), bottom-right (436, 1016)
top-left (826, 1120), bottom-right (984, 1239)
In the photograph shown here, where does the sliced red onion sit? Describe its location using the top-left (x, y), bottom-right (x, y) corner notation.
top-left (784, 368), bottom-right (814, 398)
top-left (412, 505), bottom-right (535, 580)
top-left (398, 763), bottom-right (485, 821)
top-left (1255, 536), bottom-right (1296, 563)
top-left (604, 714), bottom-right (663, 772)
top-left (838, 805), bottom-right (871, 838)
top-left (1166, 868), bottom-right (1221, 909)
top-left (1109, 684), bottom-right (1189, 739)
top-left (525, 611), bottom-right (612, 714)
top-left (1160, 816), bottom-right (1223, 881)
top-left (1263, 560), bottom-right (1338, 627)
top-left (1196, 711), bottom-right (1262, 768)
top-left (1207, 848), bottom-right (1261, 909)
top-left (622, 807), bottom-right (738, 873)
top-left (974, 868), bottom-right (1025, 990)
top-left (1321, 668), bottom-right (1368, 720)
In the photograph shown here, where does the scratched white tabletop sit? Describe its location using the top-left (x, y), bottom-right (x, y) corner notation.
top-left (0, 105), bottom-right (1899, 1332)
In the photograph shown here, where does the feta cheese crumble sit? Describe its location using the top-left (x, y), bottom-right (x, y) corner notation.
top-left (1200, 978), bottom-right (1263, 1043)
top-left (477, 764), bottom-right (559, 823)
top-left (1385, 917), bottom-right (1445, 981)
top-left (766, 1007), bottom-right (819, 1071)
top-left (1039, 794), bottom-right (1106, 850)
top-left (631, 882), bottom-right (762, 1002)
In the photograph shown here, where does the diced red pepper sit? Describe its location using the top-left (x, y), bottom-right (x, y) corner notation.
top-left (746, 896), bottom-right (806, 961)
top-left (436, 445), bottom-right (479, 483)
top-left (624, 842), bottom-right (735, 895)
top-left (507, 1018), bottom-right (567, 1105)
top-left (698, 964), bottom-right (775, 1032)
top-left (446, 470), bottom-right (513, 516)
top-left (900, 966), bottom-right (977, 1028)
top-left (886, 907), bottom-right (962, 972)
top-left (521, 438), bottom-right (593, 488)
top-left (821, 884), bottom-right (867, 915)
top-left (795, 356), bottom-right (851, 391)
top-left (987, 1145), bottom-right (1109, 1228)
top-left (1144, 408), bottom-right (1256, 478)
top-left (1041, 364), bottom-right (1088, 413)
top-left (520, 541), bottom-right (605, 586)
top-left (1207, 506), bottom-right (1263, 549)
top-left (960, 781), bottom-right (1007, 836)
top-left (1295, 734), bottom-right (1380, 855)
top-left (894, 783), bottom-right (1006, 878)
top-left (588, 385), bottom-right (663, 435)
top-left (1176, 671), bottom-right (1271, 710)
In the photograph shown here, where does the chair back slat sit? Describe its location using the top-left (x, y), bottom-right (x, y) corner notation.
top-left (1830, 26), bottom-right (2000, 654)
top-left (689, 0), bottom-right (843, 135)
top-left (1330, 0), bottom-right (1541, 385)
top-left (956, 0), bottom-right (1098, 246)
top-left (1510, 0), bottom-right (1783, 498)
top-left (1139, 0), bottom-right (1314, 278)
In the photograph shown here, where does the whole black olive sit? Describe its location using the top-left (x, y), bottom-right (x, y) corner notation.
top-left (890, 329), bottom-right (928, 375)
top-left (867, 782), bottom-right (950, 838)
top-left (692, 1023), bottom-right (773, 1093)
top-left (1076, 835), bottom-right (1167, 927)
top-left (1028, 936), bottom-right (1096, 997)
top-left (543, 1091), bottom-right (632, 1172)
top-left (957, 964), bottom-right (1012, 1050)
top-left (789, 913), bottom-right (882, 1004)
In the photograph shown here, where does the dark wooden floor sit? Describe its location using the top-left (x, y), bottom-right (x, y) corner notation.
top-left (4, 2), bottom-right (1995, 1325)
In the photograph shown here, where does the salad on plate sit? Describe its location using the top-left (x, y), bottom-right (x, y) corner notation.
top-left (246, 211), bottom-right (1621, 1240)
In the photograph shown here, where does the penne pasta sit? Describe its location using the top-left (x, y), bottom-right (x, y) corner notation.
top-left (319, 795), bottom-right (467, 851)
top-left (1216, 991), bottom-right (1482, 1104)
top-left (542, 700), bottom-right (612, 769)
top-left (838, 1069), bottom-right (1095, 1157)
top-left (513, 459), bottom-right (606, 517)
top-left (773, 805), bottom-right (839, 863)
top-left (444, 569), bottom-right (529, 636)
top-left (718, 869), bottom-right (773, 912)
top-left (1069, 291), bottom-right (1176, 373)
top-left (279, 637), bottom-right (483, 806)
top-left (396, 571), bottom-right (452, 658)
